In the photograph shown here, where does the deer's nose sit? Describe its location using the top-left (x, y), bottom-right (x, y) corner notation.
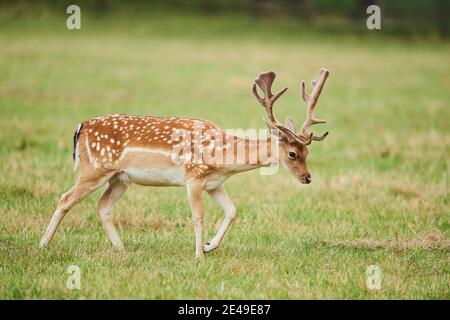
top-left (304, 174), bottom-right (312, 184)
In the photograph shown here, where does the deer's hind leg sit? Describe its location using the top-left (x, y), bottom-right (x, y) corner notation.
top-left (39, 168), bottom-right (113, 248)
top-left (96, 173), bottom-right (129, 250)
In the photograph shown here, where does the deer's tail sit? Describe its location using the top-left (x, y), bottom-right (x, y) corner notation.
top-left (72, 123), bottom-right (83, 171)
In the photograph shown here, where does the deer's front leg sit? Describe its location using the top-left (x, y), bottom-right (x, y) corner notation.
top-left (204, 185), bottom-right (236, 253)
top-left (186, 181), bottom-right (205, 258)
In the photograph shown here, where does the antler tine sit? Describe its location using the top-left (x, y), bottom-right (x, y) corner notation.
top-left (252, 71), bottom-right (288, 125)
top-left (311, 131), bottom-right (329, 141)
top-left (299, 68), bottom-right (330, 140)
top-left (302, 131), bottom-right (329, 145)
top-left (301, 81), bottom-right (309, 103)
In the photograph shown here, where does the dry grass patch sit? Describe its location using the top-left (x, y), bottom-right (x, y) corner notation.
top-left (324, 232), bottom-right (450, 251)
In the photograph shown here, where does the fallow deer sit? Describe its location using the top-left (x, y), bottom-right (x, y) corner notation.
top-left (40, 68), bottom-right (330, 257)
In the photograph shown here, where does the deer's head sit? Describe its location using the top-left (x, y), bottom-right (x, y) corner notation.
top-left (252, 69), bottom-right (330, 184)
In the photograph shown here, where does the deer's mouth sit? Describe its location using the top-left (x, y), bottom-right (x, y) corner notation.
top-left (299, 175), bottom-right (312, 184)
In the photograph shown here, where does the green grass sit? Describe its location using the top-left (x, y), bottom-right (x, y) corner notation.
top-left (0, 11), bottom-right (449, 299)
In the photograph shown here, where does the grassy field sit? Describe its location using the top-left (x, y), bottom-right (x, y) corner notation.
top-left (0, 10), bottom-right (449, 299)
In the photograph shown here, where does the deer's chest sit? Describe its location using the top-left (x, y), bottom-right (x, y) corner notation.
top-left (203, 175), bottom-right (228, 191)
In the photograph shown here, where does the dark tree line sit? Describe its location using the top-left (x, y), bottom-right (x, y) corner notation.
top-left (1, 0), bottom-right (447, 36)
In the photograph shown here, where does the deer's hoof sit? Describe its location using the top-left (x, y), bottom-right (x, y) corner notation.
top-left (203, 242), bottom-right (217, 253)
top-left (195, 252), bottom-right (204, 259)
top-left (113, 244), bottom-right (125, 251)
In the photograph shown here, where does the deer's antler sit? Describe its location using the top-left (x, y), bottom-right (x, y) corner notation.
top-left (252, 69), bottom-right (330, 145)
top-left (252, 71), bottom-right (288, 124)
top-left (299, 68), bottom-right (330, 145)
top-left (252, 71), bottom-right (308, 143)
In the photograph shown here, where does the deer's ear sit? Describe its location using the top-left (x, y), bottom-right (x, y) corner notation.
top-left (285, 117), bottom-right (296, 132)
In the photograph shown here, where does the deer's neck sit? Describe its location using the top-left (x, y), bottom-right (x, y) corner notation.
top-left (222, 135), bottom-right (279, 174)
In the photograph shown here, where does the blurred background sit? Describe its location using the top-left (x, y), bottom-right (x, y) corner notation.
top-left (1, 0), bottom-right (449, 37)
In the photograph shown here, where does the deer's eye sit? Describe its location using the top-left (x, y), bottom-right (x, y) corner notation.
top-left (288, 151), bottom-right (297, 159)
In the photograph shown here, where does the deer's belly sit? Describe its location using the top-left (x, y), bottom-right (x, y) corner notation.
top-left (124, 167), bottom-right (186, 187)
